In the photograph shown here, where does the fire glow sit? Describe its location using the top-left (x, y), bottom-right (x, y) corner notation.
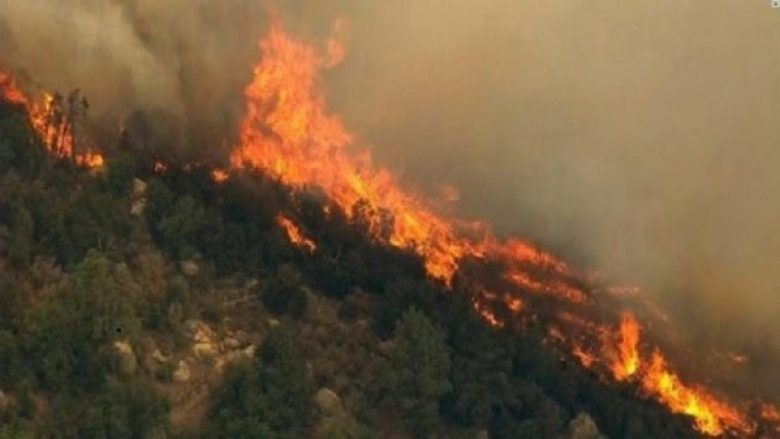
top-left (228, 21), bottom-right (778, 437)
top-left (611, 313), bottom-right (641, 381)
top-left (276, 214), bottom-right (317, 253)
top-left (3, 19), bottom-right (777, 438)
top-left (0, 70), bottom-right (104, 169)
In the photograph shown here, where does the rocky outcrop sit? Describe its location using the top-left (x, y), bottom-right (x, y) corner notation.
top-left (314, 387), bottom-right (342, 416)
top-left (186, 320), bottom-right (218, 358)
top-left (114, 340), bottom-right (138, 376)
top-left (173, 360), bottom-right (191, 383)
top-left (568, 412), bottom-right (603, 439)
top-left (180, 260), bottom-right (200, 277)
top-left (130, 178), bottom-right (148, 216)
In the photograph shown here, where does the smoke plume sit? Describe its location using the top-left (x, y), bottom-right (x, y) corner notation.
top-left (2, 0), bottom-right (778, 399)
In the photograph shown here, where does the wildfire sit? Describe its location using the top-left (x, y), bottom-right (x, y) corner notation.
top-left (610, 313), bottom-right (641, 381)
top-left (227, 20), bottom-right (774, 437)
top-left (212, 168), bottom-right (229, 183)
top-left (573, 343), bottom-right (596, 368)
top-left (276, 214), bottom-right (316, 253)
top-left (761, 404), bottom-right (780, 434)
top-left (0, 70), bottom-right (104, 169)
top-left (229, 20), bottom-right (586, 309)
top-left (641, 350), bottom-right (753, 436)
top-left (0, 71), bottom-right (27, 105)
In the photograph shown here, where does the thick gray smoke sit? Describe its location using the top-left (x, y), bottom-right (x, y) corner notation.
top-left (2, 0), bottom-right (778, 399)
top-left (315, 0), bottom-right (780, 399)
top-left (0, 0), bottom-right (269, 158)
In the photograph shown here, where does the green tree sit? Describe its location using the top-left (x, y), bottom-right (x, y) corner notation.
top-left (157, 195), bottom-right (207, 259)
top-left (210, 325), bottom-right (313, 438)
top-left (384, 308), bottom-right (451, 438)
top-left (24, 251), bottom-right (142, 391)
top-left (8, 206), bottom-right (33, 266)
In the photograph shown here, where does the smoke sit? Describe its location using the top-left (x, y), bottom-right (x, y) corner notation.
top-left (2, 0), bottom-right (778, 398)
top-left (0, 0), bottom-right (269, 158)
top-left (312, 0), bottom-right (780, 398)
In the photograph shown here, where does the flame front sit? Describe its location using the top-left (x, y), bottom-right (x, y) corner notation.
top-left (0, 70), bottom-right (104, 168)
top-left (227, 22), bottom-right (780, 436)
top-left (640, 350), bottom-right (753, 435)
top-left (228, 21), bottom-right (780, 436)
top-left (610, 313), bottom-right (641, 381)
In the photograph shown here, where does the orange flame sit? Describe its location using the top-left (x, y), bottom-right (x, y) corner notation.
top-left (573, 343), bottom-right (596, 368)
top-left (230, 21), bottom-right (770, 437)
top-left (229, 20), bottom-right (585, 309)
top-left (276, 214), bottom-right (316, 253)
top-left (610, 312), bottom-right (641, 381)
top-left (760, 404), bottom-right (780, 434)
top-left (154, 161), bottom-right (168, 174)
top-left (640, 350), bottom-right (753, 436)
top-left (212, 168), bottom-right (229, 183)
top-left (473, 300), bottom-right (504, 328)
top-left (0, 71), bottom-right (28, 105)
top-left (0, 72), bottom-right (104, 169)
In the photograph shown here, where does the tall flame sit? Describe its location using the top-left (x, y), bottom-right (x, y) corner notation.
top-left (0, 70), bottom-right (104, 168)
top-left (610, 312), bottom-right (641, 381)
top-left (0, 71), bottom-right (27, 106)
top-left (230, 21), bottom-right (585, 309)
top-left (228, 22), bottom-right (780, 436)
top-left (640, 350), bottom-right (752, 435)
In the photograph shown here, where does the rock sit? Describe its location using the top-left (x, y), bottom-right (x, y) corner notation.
top-left (193, 341), bottom-right (218, 358)
top-left (180, 260), bottom-right (200, 277)
top-left (189, 321), bottom-right (218, 358)
top-left (568, 412), bottom-right (601, 439)
top-left (173, 360), bottom-right (191, 383)
top-left (267, 318), bottom-right (280, 328)
top-left (132, 178), bottom-right (148, 196)
top-left (152, 348), bottom-right (169, 363)
top-left (184, 319), bottom-right (200, 335)
top-left (314, 388), bottom-right (342, 415)
top-left (223, 337), bottom-right (241, 350)
top-left (130, 198), bottom-right (147, 216)
top-left (114, 340), bottom-right (138, 376)
top-left (234, 330), bottom-right (251, 345)
top-left (242, 344), bottom-right (256, 358)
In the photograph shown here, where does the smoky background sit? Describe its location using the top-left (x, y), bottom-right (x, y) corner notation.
top-left (1, 0), bottom-right (778, 399)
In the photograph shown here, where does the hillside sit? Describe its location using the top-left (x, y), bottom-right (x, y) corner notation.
top-left (0, 94), bottom-right (715, 439)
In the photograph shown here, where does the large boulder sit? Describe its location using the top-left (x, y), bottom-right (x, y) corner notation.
top-left (130, 198), bottom-right (147, 216)
top-left (180, 260), bottom-right (200, 277)
top-left (173, 360), bottom-right (191, 383)
top-left (130, 179), bottom-right (148, 216)
top-left (568, 412), bottom-right (602, 439)
top-left (132, 178), bottom-right (148, 196)
top-left (223, 337), bottom-right (241, 350)
top-left (114, 340), bottom-right (138, 376)
top-left (314, 387), bottom-right (342, 416)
